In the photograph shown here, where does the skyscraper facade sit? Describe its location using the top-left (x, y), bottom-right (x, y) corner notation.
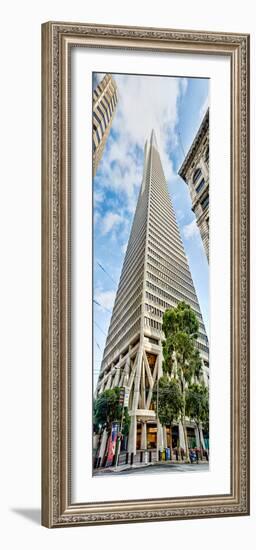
top-left (96, 130), bottom-right (209, 458)
top-left (92, 74), bottom-right (118, 176)
top-left (178, 109), bottom-right (209, 261)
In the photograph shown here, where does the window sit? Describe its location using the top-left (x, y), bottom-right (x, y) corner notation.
top-left (196, 178), bottom-right (205, 194)
top-left (201, 194), bottom-right (209, 210)
top-left (205, 146), bottom-right (209, 163)
top-left (93, 111), bottom-right (102, 126)
top-left (193, 168), bottom-right (202, 185)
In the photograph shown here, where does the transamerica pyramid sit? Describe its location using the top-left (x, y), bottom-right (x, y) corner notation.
top-left (96, 130), bottom-right (209, 458)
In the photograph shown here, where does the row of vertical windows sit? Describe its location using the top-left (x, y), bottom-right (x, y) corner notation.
top-left (121, 241), bottom-right (145, 279)
top-left (147, 262), bottom-right (198, 303)
top-left (144, 317), bottom-right (162, 331)
top-left (147, 240), bottom-right (193, 284)
top-left (147, 252), bottom-right (194, 293)
top-left (117, 255), bottom-right (144, 296)
top-left (149, 192), bottom-right (177, 229)
top-left (122, 223), bottom-right (147, 269)
top-left (148, 230), bottom-right (188, 271)
top-left (148, 219), bottom-right (183, 255)
top-left (113, 268), bottom-right (144, 313)
top-left (119, 242), bottom-right (145, 285)
top-left (145, 303), bottom-right (164, 318)
top-left (145, 289), bottom-right (207, 336)
top-left (148, 224), bottom-right (186, 264)
top-left (145, 290), bottom-right (175, 310)
top-left (149, 206), bottom-right (182, 246)
top-left (104, 305), bottom-right (142, 352)
top-left (146, 272), bottom-right (200, 311)
top-left (107, 293), bottom-right (142, 341)
top-left (195, 341), bottom-right (209, 354)
top-left (103, 319), bottom-right (141, 364)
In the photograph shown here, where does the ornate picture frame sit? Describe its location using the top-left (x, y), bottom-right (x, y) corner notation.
top-left (42, 21), bottom-right (250, 527)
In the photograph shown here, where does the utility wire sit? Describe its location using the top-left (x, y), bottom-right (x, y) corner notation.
top-left (94, 320), bottom-right (107, 337)
top-left (93, 299), bottom-right (112, 314)
top-left (96, 261), bottom-right (117, 286)
top-left (94, 340), bottom-right (102, 351)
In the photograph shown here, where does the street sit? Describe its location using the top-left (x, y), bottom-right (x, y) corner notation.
top-left (94, 462), bottom-right (209, 476)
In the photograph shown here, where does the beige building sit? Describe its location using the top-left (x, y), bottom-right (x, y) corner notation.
top-left (92, 74), bottom-right (118, 176)
top-left (178, 109), bottom-right (209, 261)
top-left (95, 130), bottom-right (209, 463)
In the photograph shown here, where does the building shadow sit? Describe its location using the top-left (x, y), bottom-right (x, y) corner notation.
top-left (11, 508), bottom-right (41, 525)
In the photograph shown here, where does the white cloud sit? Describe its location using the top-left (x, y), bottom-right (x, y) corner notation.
top-left (121, 241), bottom-right (128, 254)
top-left (96, 74), bottom-right (188, 213)
top-left (94, 190), bottom-right (104, 204)
top-left (183, 219), bottom-right (198, 239)
top-left (95, 289), bottom-right (116, 310)
top-left (101, 211), bottom-right (123, 236)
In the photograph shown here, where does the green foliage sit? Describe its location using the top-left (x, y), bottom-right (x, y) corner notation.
top-left (186, 383), bottom-right (209, 428)
top-left (153, 375), bottom-right (183, 426)
top-left (122, 407), bottom-right (131, 436)
top-left (93, 387), bottom-right (131, 437)
top-left (162, 301), bottom-right (199, 340)
top-left (93, 388), bottom-right (123, 433)
top-left (161, 301), bottom-right (204, 458)
top-left (162, 301), bottom-right (202, 384)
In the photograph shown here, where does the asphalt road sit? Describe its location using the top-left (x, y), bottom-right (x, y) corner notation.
top-left (94, 462), bottom-right (209, 476)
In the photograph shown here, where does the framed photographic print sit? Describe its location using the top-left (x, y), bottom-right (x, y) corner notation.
top-left (42, 21), bottom-right (250, 527)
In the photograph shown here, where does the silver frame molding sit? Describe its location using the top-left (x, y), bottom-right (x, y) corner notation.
top-left (41, 21), bottom-right (250, 527)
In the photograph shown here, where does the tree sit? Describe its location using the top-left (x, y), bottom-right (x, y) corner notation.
top-left (93, 387), bottom-right (122, 435)
top-left (162, 301), bottom-right (203, 461)
top-left (93, 387), bottom-right (131, 457)
top-left (153, 375), bottom-right (183, 449)
top-left (186, 383), bottom-right (209, 451)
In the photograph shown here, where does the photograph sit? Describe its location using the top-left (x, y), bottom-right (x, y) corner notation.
top-left (41, 21), bottom-right (249, 527)
top-left (92, 72), bottom-right (210, 476)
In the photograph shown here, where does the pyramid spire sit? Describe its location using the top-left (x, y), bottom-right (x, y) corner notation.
top-left (150, 129), bottom-right (158, 150)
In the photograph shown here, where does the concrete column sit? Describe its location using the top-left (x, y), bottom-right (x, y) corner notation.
top-left (128, 415), bottom-right (137, 454)
top-left (141, 422), bottom-right (147, 450)
top-left (157, 420), bottom-right (164, 451)
top-left (178, 421), bottom-right (186, 450)
top-left (93, 434), bottom-right (100, 452)
top-left (195, 426), bottom-right (200, 448)
top-left (105, 373), bottom-right (112, 389)
top-left (131, 348), bottom-right (143, 411)
top-left (163, 425), bottom-right (167, 448)
top-left (169, 426), bottom-right (173, 450)
top-left (113, 366), bottom-right (121, 387)
top-left (98, 429), bottom-right (108, 463)
top-left (123, 358), bottom-right (130, 387)
top-left (158, 351), bottom-right (164, 379)
top-left (199, 424), bottom-right (206, 450)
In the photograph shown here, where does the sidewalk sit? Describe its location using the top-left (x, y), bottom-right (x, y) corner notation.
top-left (95, 458), bottom-right (208, 474)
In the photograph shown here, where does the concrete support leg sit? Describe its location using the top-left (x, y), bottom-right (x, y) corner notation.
top-left (157, 421), bottom-right (164, 451)
top-left (128, 416), bottom-right (137, 455)
top-left (141, 422), bottom-right (147, 450)
top-left (178, 421), bottom-right (186, 450)
top-left (199, 424), bottom-right (206, 450)
top-left (163, 425), bottom-right (167, 448)
top-left (99, 429), bottom-right (108, 464)
top-left (195, 426), bottom-right (200, 448)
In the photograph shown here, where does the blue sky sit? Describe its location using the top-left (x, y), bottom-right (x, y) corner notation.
top-left (93, 73), bottom-right (209, 385)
